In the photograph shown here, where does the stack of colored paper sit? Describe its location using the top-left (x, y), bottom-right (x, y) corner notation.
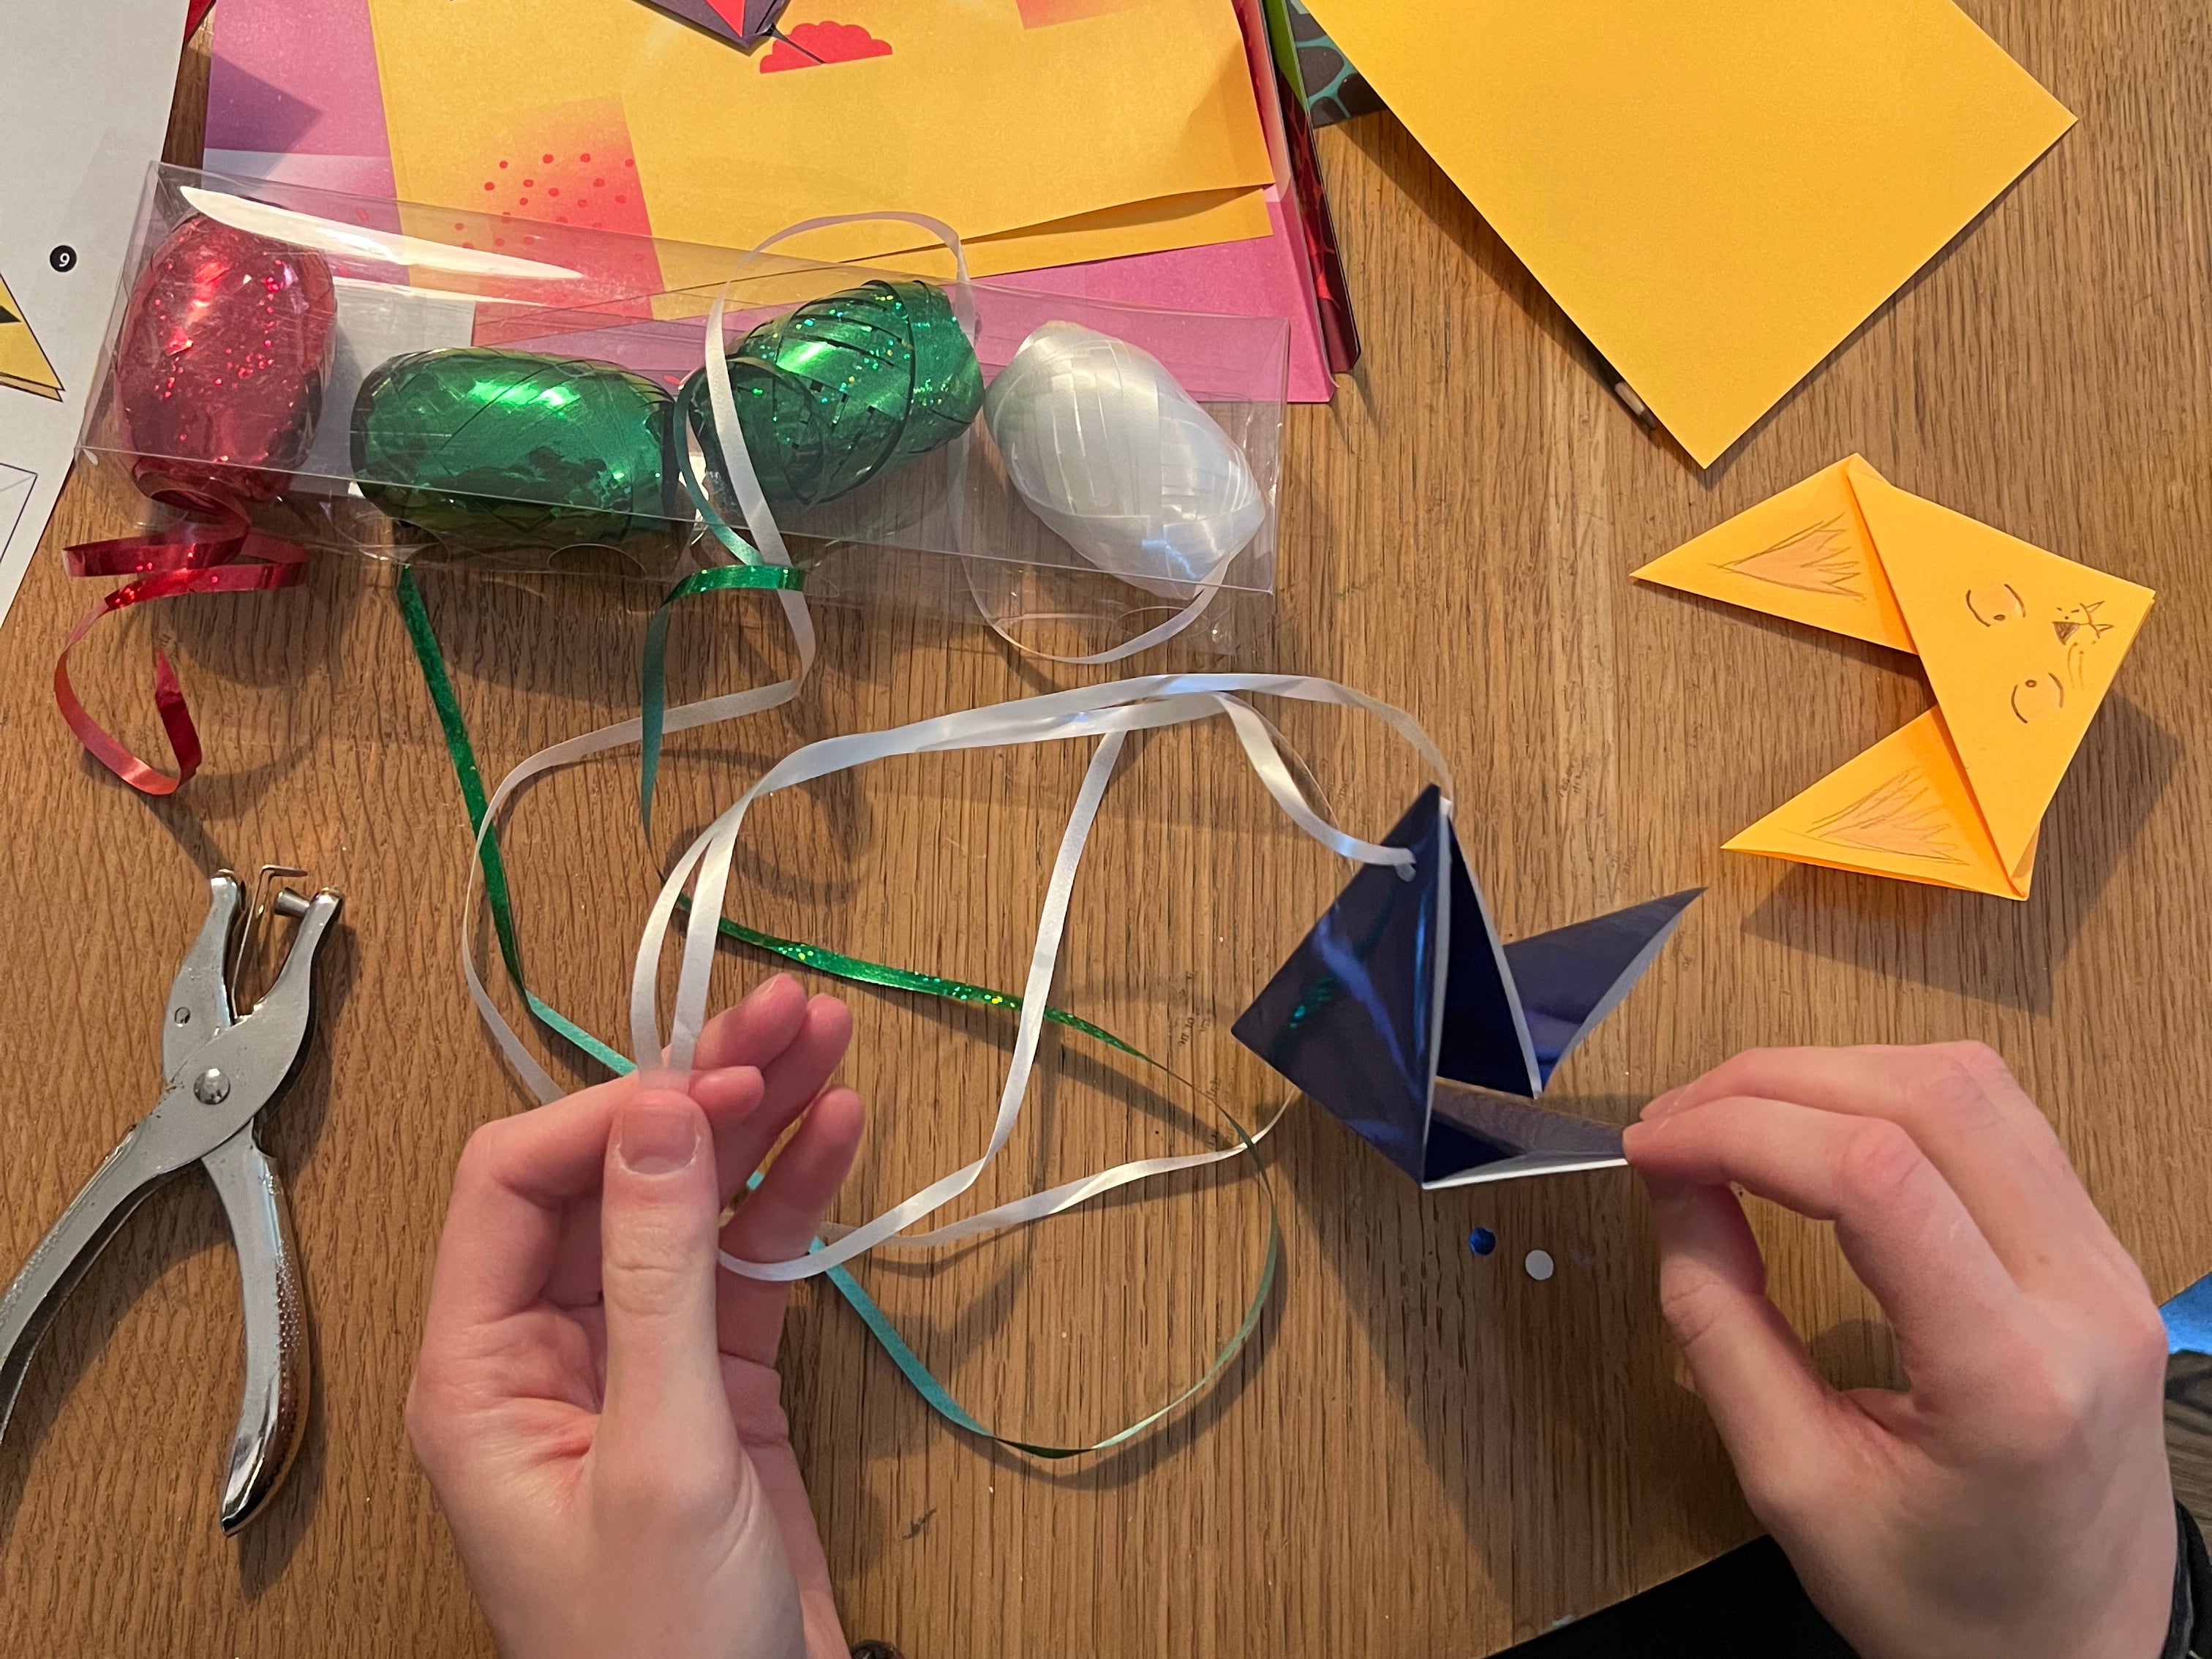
top-left (206, 0), bottom-right (1349, 398)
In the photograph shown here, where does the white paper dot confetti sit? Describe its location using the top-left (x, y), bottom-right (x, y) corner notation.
top-left (1524, 1249), bottom-right (1555, 1282)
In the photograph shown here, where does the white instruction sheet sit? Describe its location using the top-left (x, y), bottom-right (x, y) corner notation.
top-left (0, 0), bottom-right (189, 624)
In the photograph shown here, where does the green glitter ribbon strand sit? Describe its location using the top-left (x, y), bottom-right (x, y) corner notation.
top-left (639, 561), bottom-right (805, 838)
top-left (395, 565), bottom-right (630, 1073)
top-left (708, 914), bottom-right (1141, 1060)
top-left (396, 563), bottom-right (1279, 1457)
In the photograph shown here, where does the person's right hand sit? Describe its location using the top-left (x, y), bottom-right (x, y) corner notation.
top-left (1623, 1042), bottom-right (2177, 1659)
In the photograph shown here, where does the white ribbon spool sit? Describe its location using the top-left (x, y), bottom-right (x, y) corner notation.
top-left (982, 321), bottom-right (1267, 602)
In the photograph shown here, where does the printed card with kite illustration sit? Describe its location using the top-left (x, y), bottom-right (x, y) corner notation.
top-left (0, 268), bottom-right (64, 401)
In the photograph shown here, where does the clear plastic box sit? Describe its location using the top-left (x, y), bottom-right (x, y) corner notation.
top-left (72, 165), bottom-right (1290, 655)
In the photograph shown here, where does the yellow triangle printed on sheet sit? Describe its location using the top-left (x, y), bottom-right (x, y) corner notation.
top-left (1850, 470), bottom-right (2154, 877)
top-left (1726, 710), bottom-right (2025, 898)
top-left (0, 266), bottom-right (63, 400)
top-left (1632, 457), bottom-right (1914, 652)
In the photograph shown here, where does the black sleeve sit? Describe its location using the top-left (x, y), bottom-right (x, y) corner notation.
top-left (1496, 1508), bottom-right (2212, 1659)
top-left (1492, 1535), bottom-right (1857, 1658)
top-left (2170, 1502), bottom-right (2212, 1659)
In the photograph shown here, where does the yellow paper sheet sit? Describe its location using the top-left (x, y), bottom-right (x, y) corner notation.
top-left (877, 187), bottom-right (1271, 278)
top-left (0, 268), bottom-right (62, 400)
top-left (1637, 458), bottom-right (2153, 899)
top-left (365, 0), bottom-right (1274, 275)
top-left (1299, 0), bottom-right (2074, 466)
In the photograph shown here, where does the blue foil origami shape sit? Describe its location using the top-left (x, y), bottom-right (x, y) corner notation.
top-left (1234, 787), bottom-right (1700, 1188)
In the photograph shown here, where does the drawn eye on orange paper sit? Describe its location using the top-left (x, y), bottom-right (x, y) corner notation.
top-left (1965, 582), bottom-right (2026, 626)
top-left (2010, 674), bottom-right (2066, 723)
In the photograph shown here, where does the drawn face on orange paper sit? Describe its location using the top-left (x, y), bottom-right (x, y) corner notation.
top-left (2051, 598), bottom-right (2113, 646)
top-left (2009, 673), bottom-right (2066, 724)
top-left (1965, 583), bottom-right (2028, 626)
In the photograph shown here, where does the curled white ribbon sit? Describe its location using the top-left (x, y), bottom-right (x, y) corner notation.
top-left (974, 320), bottom-right (1264, 666)
top-left (457, 214), bottom-right (1409, 1287)
top-left (467, 212), bottom-right (971, 1098)
top-left (629, 672), bottom-right (1454, 1282)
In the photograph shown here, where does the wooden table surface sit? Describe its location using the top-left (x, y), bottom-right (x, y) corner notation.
top-left (4, 6), bottom-right (2208, 1653)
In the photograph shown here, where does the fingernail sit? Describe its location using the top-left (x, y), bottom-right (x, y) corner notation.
top-left (688, 1064), bottom-right (764, 1114)
top-left (1641, 1087), bottom-right (1685, 1123)
top-left (618, 1101), bottom-right (700, 1175)
top-left (1644, 1174), bottom-right (1693, 1216)
top-left (746, 972), bottom-right (794, 1004)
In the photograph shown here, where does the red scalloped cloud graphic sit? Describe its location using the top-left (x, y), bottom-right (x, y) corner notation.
top-left (761, 20), bottom-right (892, 70)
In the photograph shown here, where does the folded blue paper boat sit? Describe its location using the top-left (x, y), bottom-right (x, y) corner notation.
top-left (1234, 786), bottom-right (1699, 1188)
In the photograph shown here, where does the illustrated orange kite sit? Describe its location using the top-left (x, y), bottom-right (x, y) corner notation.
top-left (0, 266), bottom-right (63, 399)
top-left (1633, 456), bottom-right (2154, 899)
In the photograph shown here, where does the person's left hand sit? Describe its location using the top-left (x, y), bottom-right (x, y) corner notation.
top-left (407, 974), bottom-right (863, 1659)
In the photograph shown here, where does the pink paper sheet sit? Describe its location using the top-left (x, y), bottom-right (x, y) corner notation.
top-left (206, 0), bottom-right (1335, 401)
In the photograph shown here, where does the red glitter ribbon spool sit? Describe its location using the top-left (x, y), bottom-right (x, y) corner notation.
top-left (111, 212), bottom-right (336, 508)
top-left (59, 212), bottom-right (335, 793)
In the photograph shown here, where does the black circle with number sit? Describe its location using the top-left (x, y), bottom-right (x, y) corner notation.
top-left (48, 245), bottom-right (76, 274)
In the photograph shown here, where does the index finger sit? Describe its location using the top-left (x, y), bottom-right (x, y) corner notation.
top-left (1625, 1093), bottom-right (2032, 1402)
top-left (422, 1000), bottom-right (777, 1335)
top-left (421, 1069), bottom-right (655, 1341)
top-left (1647, 1043), bottom-right (2118, 1291)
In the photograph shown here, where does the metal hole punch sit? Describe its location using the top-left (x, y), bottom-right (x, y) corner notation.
top-left (0, 867), bottom-right (344, 1534)
top-left (227, 864), bottom-right (309, 1015)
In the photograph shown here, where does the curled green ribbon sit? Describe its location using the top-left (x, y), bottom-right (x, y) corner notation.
top-left (355, 349), bottom-right (682, 551)
top-left (396, 563), bottom-right (1278, 1457)
top-left (679, 278), bottom-right (985, 514)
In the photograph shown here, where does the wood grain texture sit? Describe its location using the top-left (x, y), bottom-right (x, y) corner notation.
top-left (2, 5), bottom-right (2208, 1652)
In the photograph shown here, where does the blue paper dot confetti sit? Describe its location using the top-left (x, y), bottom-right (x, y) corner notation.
top-left (1466, 1227), bottom-right (1497, 1257)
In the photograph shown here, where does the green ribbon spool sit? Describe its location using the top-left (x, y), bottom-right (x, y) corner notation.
top-left (353, 348), bottom-right (679, 549)
top-left (680, 279), bottom-right (985, 514)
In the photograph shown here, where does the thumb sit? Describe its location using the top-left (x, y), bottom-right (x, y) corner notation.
top-left (1641, 1174), bottom-right (1845, 1519)
top-left (597, 1091), bottom-right (732, 1461)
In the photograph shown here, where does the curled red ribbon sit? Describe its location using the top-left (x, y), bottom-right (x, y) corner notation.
top-left (56, 496), bottom-right (306, 795)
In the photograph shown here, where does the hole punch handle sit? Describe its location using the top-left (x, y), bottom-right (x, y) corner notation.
top-left (0, 1129), bottom-right (174, 1445)
top-left (204, 1127), bottom-right (311, 1532)
top-left (163, 873), bottom-right (244, 1079)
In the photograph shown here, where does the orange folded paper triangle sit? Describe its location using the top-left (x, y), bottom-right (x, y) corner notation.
top-left (1633, 456), bottom-right (2153, 899)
